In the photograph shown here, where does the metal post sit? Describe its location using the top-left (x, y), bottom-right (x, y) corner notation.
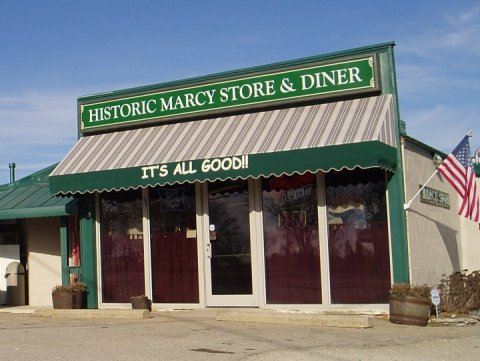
top-left (8, 163), bottom-right (16, 183)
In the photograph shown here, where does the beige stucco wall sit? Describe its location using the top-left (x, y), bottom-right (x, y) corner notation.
top-left (460, 175), bottom-right (480, 272)
top-left (25, 217), bottom-right (61, 306)
top-left (402, 138), bottom-right (462, 286)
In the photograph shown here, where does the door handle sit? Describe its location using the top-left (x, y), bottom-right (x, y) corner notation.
top-left (206, 243), bottom-right (212, 259)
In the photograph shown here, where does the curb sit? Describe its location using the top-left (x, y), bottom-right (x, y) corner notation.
top-left (216, 310), bottom-right (373, 328)
top-left (429, 317), bottom-right (479, 326)
top-left (32, 309), bottom-right (151, 319)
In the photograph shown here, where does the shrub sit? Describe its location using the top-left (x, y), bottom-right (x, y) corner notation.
top-left (389, 283), bottom-right (430, 298)
top-left (438, 270), bottom-right (480, 314)
top-left (52, 282), bottom-right (87, 293)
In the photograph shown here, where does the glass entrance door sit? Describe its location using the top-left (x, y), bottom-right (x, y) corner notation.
top-left (205, 179), bottom-right (256, 306)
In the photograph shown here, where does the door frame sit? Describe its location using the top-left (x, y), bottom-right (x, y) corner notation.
top-left (201, 179), bottom-right (260, 307)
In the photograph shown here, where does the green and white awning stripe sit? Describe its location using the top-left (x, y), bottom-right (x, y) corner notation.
top-left (50, 95), bottom-right (397, 195)
top-left (50, 142), bottom-right (396, 195)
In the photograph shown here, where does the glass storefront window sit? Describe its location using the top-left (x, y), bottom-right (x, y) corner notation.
top-left (100, 190), bottom-right (144, 303)
top-left (149, 184), bottom-right (199, 303)
top-left (262, 173), bottom-right (321, 304)
top-left (326, 168), bottom-right (391, 304)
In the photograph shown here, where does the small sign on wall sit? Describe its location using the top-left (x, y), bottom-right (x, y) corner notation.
top-left (431, 288), bottom-right (441, 318)
top-left (419, 185), bottom-right (450, 209)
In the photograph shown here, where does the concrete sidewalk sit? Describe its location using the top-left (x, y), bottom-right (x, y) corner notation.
top-left (0, 308), bottom-right (478, 361)
top-left (0, 306), bottom-right (375, 327)
top-left (2, 305), bottom-right (477, 327)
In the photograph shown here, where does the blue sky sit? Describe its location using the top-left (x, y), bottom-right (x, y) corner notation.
top-left (1, 1), bottom-right (479, 184)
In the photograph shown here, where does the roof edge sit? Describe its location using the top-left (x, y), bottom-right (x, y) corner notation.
top-left (0, 163), bottom-right (59, 190)
top-left (78, 42), bottom-right (395, 102)
top-left (401, 135), bottom-right (448, 158)
top-left (0, 202), bottom-right (77, 220)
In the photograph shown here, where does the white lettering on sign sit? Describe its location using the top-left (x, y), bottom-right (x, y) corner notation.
top-left (201, 155), bottom-right (247, 172)
top-left (420, 186), bottom-right (450, 209)
top-left (300, 67), bottom-right (362, 90)
top-left (141, 165), bottom-right (159, 179)
top-left (89, 99), bottom-right (157, 123)
top-left (140, 155), bottom-right (249, 180)
top-left (173, 161), bottom-right (197, 176)
top-left (219, 80), bottom-right (276, 102)
top-left (159, 164), bottom-right (168, 177)
top-left (159, 89), bottom-right (216, 112)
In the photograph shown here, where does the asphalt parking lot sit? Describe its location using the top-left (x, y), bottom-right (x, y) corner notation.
top-left (0, 310), bottom-right (478, 361)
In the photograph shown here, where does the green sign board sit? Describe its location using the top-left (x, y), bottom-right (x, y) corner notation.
top-left (420, 185), bottom-right (450, 209)
top-left (81, 55), bottom-right (379, 132)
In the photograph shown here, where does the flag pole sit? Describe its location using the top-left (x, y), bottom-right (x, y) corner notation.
top-left (403, 130), bottom-right (473, 210)
top-left (404, 170), bottom-right (438, 210)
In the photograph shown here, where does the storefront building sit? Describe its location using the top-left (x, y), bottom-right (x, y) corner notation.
top-left (0, 165), bottom-right (76, 306)
top-left (50, 43), bottom-right (409, 310)
top-left (401, 136), bottom-right (480, 287)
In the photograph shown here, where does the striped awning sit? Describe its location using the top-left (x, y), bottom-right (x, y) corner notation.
top-left (50, 95), bottom-right (398, 195)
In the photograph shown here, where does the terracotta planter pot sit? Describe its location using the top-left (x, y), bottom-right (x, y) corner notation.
top-left (131, 296), bottom-right (151, 311)
top-left (389, 295), bottom-right (431, 326)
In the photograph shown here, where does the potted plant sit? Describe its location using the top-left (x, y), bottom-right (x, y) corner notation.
top-left (52, 282), bottom-right (87, 309)
top-left (389, 283), bottom-right (431, 326)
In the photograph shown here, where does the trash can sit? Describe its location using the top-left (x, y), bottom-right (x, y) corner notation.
top-left (5, 262), bottom-right (25, 306)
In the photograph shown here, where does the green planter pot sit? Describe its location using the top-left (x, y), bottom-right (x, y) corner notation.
top-left (389, 295), bottom-right (431, 326)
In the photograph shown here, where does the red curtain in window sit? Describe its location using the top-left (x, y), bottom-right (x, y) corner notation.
top-left (150, 185), bottom-right (199, 303)
top-left (262, 174), bottom-right (322, 304)
top-left (100, 190), bottom-right (145, 303)
top-left (326, 169), bottom-right (391, 304)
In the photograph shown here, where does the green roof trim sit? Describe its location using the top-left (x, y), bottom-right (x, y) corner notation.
top-left (50, 141), bottom-right (397, 195)
top-left (401, 135), bottom-right (448, 158)
top-left (78, 42), bottom-right (395, 102)
top-left (0, 164), bottom-right (76, 220)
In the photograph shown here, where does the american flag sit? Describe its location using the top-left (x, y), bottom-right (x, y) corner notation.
top-left (437, 135), bottom-right (479, 222)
